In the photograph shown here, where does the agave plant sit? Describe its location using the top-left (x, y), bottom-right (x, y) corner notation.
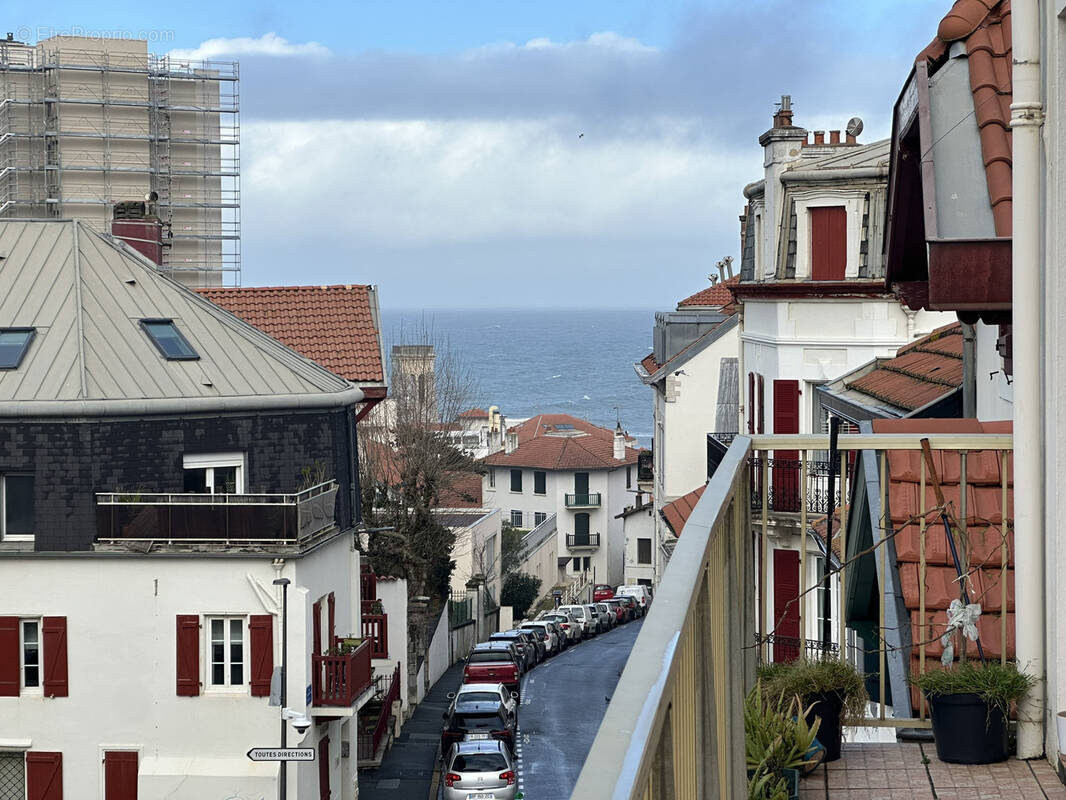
top-left (746, 682), bottom-right (821, 799)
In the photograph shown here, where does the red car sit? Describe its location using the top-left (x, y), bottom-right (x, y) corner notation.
top-left (593, 584), bottom-right (615, 602)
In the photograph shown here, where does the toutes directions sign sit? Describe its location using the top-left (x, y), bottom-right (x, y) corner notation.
top-left (247, 748), bottom-right (316, 762)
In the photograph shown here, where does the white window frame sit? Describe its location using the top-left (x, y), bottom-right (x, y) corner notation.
top-left (183, 452), bottom-right (246, 494)
top-left (793, 190), bottom-right (865, 281)
top-left (1, 473), bottom-right (35, 542)
top-left (205, 615), bottom-right (247, 692)
top-left (20, 618), bottom-right (41, 694)
top-left (533, 512), bottom-right (546, 527)
top-left (510, 510), bottom-right (523, 528)
top-left (488, 469), bottom-right (495, 489)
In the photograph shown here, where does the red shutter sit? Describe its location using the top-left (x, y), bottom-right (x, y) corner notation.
top-left (810, 206), bottom-right (847, 281)
top-left (747, 373), bottom-right (755, 434)
top-left (327, 593), bottom-right (336, 647)
top-left (175, 615), bottom-right (200, 697)
top-left (772, 380), bottom-right (801, 511)
top-left (772, 550), bottom-right (801, 663)
top-left (757, 375), bottom-right (765, 434)
top-left (42, 617), bottom-right (68, 697)
top-left (318, 736), bottom-right (331, 800)
top-left (312, 600), bottom-right (322, 655)
top-left (0, 616), bottom-right (18, 696)
top-left (26, 751), bottom-right (63, 800)
top-left (104, 751), bottom-right (138, 800)
top-left (248, 615), bottom-right (273, 698)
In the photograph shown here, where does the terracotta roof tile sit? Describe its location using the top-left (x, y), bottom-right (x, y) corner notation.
top-left (458, 408), bottom-right (490, 419)
top-left (437, 472), bottom-right (484, 507)
top-left (196, 285), bottom-right (384, 383)
top-left (661, 485), bottom-right (706, 536)
top-left (677, 275), bottom-right (741, 308)
top-left (483, 413), bottom-right (640, 470)
top-left (844, 323), bottom-right (963, 411)
top-left (640, 352), bottom-right (661, 374)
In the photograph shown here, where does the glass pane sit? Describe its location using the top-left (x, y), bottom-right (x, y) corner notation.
top-left (211, 619), bottom-right (224, 640)
top-left (212, 663), bottom-right (224, 685)
top-left (214, 467), bottom-right (238, 494)
top-left (142, 320), bottom-right (198, 359)
top-left (231, 663), bottom-right (243, 685)
top-left (0, 329), bottom-right (34, 369)
top-left (4, 475), bottom-right (35, 536)
top-left (184, 468), bottom-right (208, 493)
top-left (212, 643), bottom-right (224, 663)
top-left (24, 665), bottom-right (39, 687)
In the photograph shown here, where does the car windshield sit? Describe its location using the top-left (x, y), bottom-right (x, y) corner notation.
top-left (567, 608), bottom-right (585, 618)
top-left (468, 651), bottom-right (512, 664)
top-left (458, 692), bottom-right (500, 703)
top-left (455, 713), bottom-right (503, 730)
top-left (451, 753), bottom-right (508, 772)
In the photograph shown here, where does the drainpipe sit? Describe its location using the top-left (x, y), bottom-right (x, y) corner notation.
top-left (961, 323), bottom-right (977, 418)
top-left (1011, 0), bottom-right (1046, 760)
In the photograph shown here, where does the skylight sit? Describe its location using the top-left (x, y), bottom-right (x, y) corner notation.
top-left (140, 319), bottom-right (199, 360)
top-left (0, 328), bottom-right (35, 369)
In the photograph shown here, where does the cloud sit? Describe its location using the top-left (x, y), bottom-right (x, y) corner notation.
top-left (169, 32), bottom-right (329, 61)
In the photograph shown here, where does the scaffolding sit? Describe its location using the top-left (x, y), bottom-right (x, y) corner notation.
top-left (0, 39), bottom-right (240, 285)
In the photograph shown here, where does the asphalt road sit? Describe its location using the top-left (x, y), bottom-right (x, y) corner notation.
top-left (514, 618), bottom-right (643, 800)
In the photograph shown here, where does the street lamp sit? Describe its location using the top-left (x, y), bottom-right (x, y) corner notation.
top-left (272, 577), bottom-right (290, 800)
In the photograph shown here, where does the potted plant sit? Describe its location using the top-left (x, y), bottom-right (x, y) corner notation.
top-left (909, 660), bottom-right (1034, 764)
top-left (758, 659), bottom-right (867, 762)
top-left (745, 684), bottom-right (821, 800)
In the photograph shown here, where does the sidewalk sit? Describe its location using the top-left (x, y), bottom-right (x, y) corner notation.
top-left (359, 660), bottom-right (466, 800)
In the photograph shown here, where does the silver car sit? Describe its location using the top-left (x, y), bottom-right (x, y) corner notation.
top-left (557, 604), bottom-right (592, 638)
top-left (447, 683), bottom-right (519, 720)
top-left (538, 611), bottom-right (581, 644)
top-left (520, 621), bottom-right (559, 656)
top-left (441, 739), bottom-right (517, 800)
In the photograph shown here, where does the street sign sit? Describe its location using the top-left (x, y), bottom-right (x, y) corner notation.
top-left (247, 748), bottom-right (316, 762)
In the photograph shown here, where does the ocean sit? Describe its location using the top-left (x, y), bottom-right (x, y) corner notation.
top-left (380, 308), bottom-right (656, 447)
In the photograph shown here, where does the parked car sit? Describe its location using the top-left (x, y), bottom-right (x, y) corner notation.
top-left (489, 631), bottom-right (538, 669)
top-left (585, 603), bottom-right (607, 633)
top-left (557, 604), bottom-right (593, 638)
top-left (539, 619), bottom-right (568, 650)
top-left (539, 611), bottom-right (581, 644)
top-left (520, 621), bottom-right (559, 656)
top-left (440, 739), bottom-right (518, 800)
top-left (463, 643), bottom-right (522, 698)
top-left (593, 583), bottom-right (616, 602)
top-left (616, 585), bottom-right (653, 616)
top-left (595, 602), bottom-right (616, 629)
top-left (615, 595), bottom-right (639, 620)
top-left (446, 683), bottom-right (519, 721)
top-left (604, 598), bottom-right (629, 623)
top-left (513, 628), bottom-right (546, 663)
top-left (441, 699), bottom-right (517, 755)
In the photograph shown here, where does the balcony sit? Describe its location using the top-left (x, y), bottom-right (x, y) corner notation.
top-left (565, 492), bottom-right (601, 508)
top-left (312, 638), bottom-right (373, 708)
top-left (361, 613), bottom-right (388, 659)
top-left (566, 533), bottom-right (600, 549)
top-left (574, 430), bottom-right (1019, 799)
top-left (95, 481), bottom-right (338, 545)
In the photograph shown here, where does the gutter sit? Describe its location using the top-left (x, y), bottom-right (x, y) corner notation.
top-left (780, 166), bottom-right (887, 183)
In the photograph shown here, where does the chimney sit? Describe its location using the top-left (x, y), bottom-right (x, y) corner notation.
top-left (505, 430), bottom-right (518, 455)
top-left (830, 130), bottom-right (840, 145)
top-left (813, 131), bottom-right (825, 145)
top-left (613, 423), bottom-right (625, 461)
top-left (716, 261), bottom-right (727, 283)
top-left (772, 94), bottom-right (793, 128)
top-left (846, 132), bottom-right (857, 145)
top-left (739, 210), bottom-right (747, 251)
top-left (758, 95), bottom-right (806, 288)
top-left (723, 255), bottom-right (734, 278)
top-left (111, 202), bottom-right (163, 265)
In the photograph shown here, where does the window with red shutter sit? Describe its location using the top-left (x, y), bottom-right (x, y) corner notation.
top-left (248, 615), bottom-right (273, 697)
top-left (0, 616), bottom-right (18, 696)
top-left (26, 751), bottom-right (62, 800)
top-left (312, 600), bottom-right (322, 655)
top-left (42, 617), bottom-right (67, 697)
top-left (104, 751), bottom-right (138, 800)
top-left (757, 375), bottom-right (765, 434)
top-left (318, 736), bottom-right (331, 800)
top-left (747, 373), bottom-right (755, 434)
top-left (175, 615), bottom-right (200, 696)
top-left (810, 206), bottom-right (847, 281)
top-left (772, 380), bottom-right (801, 511)
top-left (327, 593), bottom-right (335, 648)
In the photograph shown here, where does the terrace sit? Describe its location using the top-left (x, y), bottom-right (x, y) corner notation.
top-left (573, 431), bottom-right (1059, 799)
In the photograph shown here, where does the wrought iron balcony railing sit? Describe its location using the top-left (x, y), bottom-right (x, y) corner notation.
top-left (95, 481), bottom-right (338, 544)
top-left (565, 492), bottom-right (601, 508)
top-left (566, 533), bottom-right (600, 549)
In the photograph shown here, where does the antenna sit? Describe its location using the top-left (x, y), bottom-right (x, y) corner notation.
top-left (846, 117), bottom-right (864, 138)
top-left (614, 405), bottom-right (621, 426)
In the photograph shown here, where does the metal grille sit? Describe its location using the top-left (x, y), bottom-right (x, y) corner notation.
top-left (0, 752), bottom-right (25, 800)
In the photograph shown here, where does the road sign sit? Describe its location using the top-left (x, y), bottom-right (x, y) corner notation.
top-left (247, 748), bottom-right (316, 762)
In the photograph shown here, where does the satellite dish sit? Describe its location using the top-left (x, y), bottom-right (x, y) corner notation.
top-left (144, 190), bottom-right (159, 203)
top-left (846, 117), bottom-right (864, 138)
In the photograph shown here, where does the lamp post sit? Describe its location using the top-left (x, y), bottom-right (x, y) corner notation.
top-left (272, 577), bottom-right (290, 800)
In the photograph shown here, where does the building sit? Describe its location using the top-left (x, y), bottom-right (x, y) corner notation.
top-left (481, 413), bottom-right (640, 587)
top-left (0, 220), bottom-right (370, 799)
top-left (0, 35), bottom-right (239, 285)
top-left (617, 494), bottom-right (656, 587)
top-left (452, 407), bottom-right (507, 459)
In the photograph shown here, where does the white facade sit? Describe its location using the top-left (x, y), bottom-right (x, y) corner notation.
top-left (620, 503), bottom-right (655, 586)
top-left (0, 537), bottom-right (369, 800)
top-left (442, 508), bottom-right (503, 609)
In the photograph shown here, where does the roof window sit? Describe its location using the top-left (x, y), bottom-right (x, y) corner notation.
top-left (0, 328), bottom-right (35, 369)
top-left (140, 319), bottom-right (199, 360)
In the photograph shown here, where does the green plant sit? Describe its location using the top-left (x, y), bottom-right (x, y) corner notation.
top-left (746, 684), bottom-right (821, 799)
top-left (759, 658), bottom-right (868, 727)
top-left (298, 460), bottom-right (329, 491)
top-left (908, 660), bottom-right (1035, 721)
top-left (501, 572), bottom-right (542, 620)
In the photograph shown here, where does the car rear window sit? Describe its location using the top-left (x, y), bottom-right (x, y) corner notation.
top-left (468, 651), bottom-right (513, 664)
top-left (455, 712), bottom-right (504, 730)
top-left (458, 691), bottom-right (499, 703)
top-left (451, 753), bottom-right (509, 772)
top-left (566, 608), bottom-right (585, 618)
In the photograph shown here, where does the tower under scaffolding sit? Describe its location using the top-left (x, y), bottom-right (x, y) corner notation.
top-left (0, 35), bottom-right (240, 287)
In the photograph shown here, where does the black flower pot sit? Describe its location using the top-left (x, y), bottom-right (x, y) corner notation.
top-left (927, 692), bottom-right (1009, 764)
top-left (805, 690), bottom-right (845, 762)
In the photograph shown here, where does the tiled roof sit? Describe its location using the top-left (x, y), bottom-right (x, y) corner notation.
top-left (437, 472), bottom-right (484, 508)
top-left (458, 408), bottom-right (490, 419)
top-left (844, 323), bottom-right (963, 412)
top-left (677, 275), bottom-right (740, 308)
top-left (661, 485), bottom-right (706, 536)
top-left (811, 505), bottom-right (846, 562)
top-left (483, 413), bottom-right (640, 470)
top-left (920, 0), bottom-right (1013, 236)
top-left (640, 352), bottom-right (661, 374)
top-left (874, 418), bottom-right (1014, 679)
top-left (196, 284), bottom-right (385, 384)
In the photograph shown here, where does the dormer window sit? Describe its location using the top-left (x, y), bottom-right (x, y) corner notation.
top-left (0, 328), bottom-right (35, 369)
top-left (809, 206), bottom-right (847, 280)
top-left (140, 319), bottom-right (199, 360)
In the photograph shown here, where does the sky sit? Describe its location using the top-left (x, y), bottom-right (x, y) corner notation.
top-left (6, 1), bottom-right (949, 309)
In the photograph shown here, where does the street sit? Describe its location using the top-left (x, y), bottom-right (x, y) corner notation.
top-left (514, 618), bottom-right (643, 799)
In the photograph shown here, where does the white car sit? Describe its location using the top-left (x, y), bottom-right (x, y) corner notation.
top-left (557, 604), bottom-right (593, 638)
top-left (446, 683), bottom-right (520, 719)
top-left (520, 621), bottom-right (559, 655)
top-left (538, 611), bottom-right (582, 644)
top-left (615, 585), bottom-right (652, 616)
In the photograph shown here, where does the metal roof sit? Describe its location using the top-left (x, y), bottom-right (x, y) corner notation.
top-left (0, 220), bottom-right (360, 416)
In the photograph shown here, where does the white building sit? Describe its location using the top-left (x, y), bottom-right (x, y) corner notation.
top-left (452, 407), bottom-right (506, 459)
top-left (437, 507), bottom-right (504, 613)
top-left (618, 496), bottom-right (655, 587)
top-left (481, 414), bottom-right (639, 588)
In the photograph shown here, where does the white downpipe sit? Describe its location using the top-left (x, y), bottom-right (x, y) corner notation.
top-left (1011, 0), bottom-right (1046, 760)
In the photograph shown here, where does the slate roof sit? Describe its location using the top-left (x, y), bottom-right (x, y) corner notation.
top-left (195, 284), bottom-right (385, 385)
top-left (661, 485), bottom-right (706, 536)
top-left (483, 413), bottom-right (639, 470)
top-left (0, 220), bottom-right (357, 415)
top-left (677, 275), bottom-right (740, 308)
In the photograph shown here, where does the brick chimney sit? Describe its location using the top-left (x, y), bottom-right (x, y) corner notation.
top-left (830, 130), bottom-right (841, 145)
top-left (772, 94), bottom-right (794, 128)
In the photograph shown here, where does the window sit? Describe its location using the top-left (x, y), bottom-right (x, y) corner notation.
top-left (571, 557), bottom-right (581, 572)
top-left (583, 557), bottom-right (591, 571)
top-left (809, 206), bottom-right (847, 281)
top-left (1, 474), bottom-right (35, 540)
top-left (637, 538), bottom-right (652, 564)
top-left (0, 616), bottom-right (66, 698)
top-left (208, 617), bottom-right (245, 687)
top-left (488, 468), bottom-right (496, 488)
top-left (0, 328), bottom-right (35, 369)
top-left (183, 453), bottom-right (244, 494)
top-left (510, 469), bottom-right (523, 492)
top-left (626, 466), bottom-right (632, 489)
top-left (574, 513), bottom-right (590, 537)
top-left (510, 510), bottom-right (523, 528)
top-left (20, 619), bottom-right (40, 690)
top-left (0, 753), bottom-right (24, 796)
top-left (140, 319), bottom-right (199, 360)
top-left (533, 512), bottom-right (546, 527)
top-left (533, 471), bottom-right (546, 495)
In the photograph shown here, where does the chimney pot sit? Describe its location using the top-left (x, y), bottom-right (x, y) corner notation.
top-left (830, 130), bottom-right (840, 145)
top-left (813, 131), bottom-right (825, 145)
top-left (846, 132), bottom-right (857, 145)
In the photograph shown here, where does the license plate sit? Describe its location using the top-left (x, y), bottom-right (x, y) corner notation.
top-left (466, 793), bottom-right (496, 800)
top-left (465, 732), bottom-right (490, 740)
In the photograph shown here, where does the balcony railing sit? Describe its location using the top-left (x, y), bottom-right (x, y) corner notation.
top-left (576, 431), bottom-right (1015, 799)
top-left (566, 533), bottom-right (600, 549)
top-left (565, 492), bottom-right (601, 508)
top-left (361, 613), bottom-right (388, 659)
top-left (95, 481), bottom-right (338, 544)
top-left (312, 638), bottom-right (373, 707)
top-left (748, 457), bottom-right (839, 514)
